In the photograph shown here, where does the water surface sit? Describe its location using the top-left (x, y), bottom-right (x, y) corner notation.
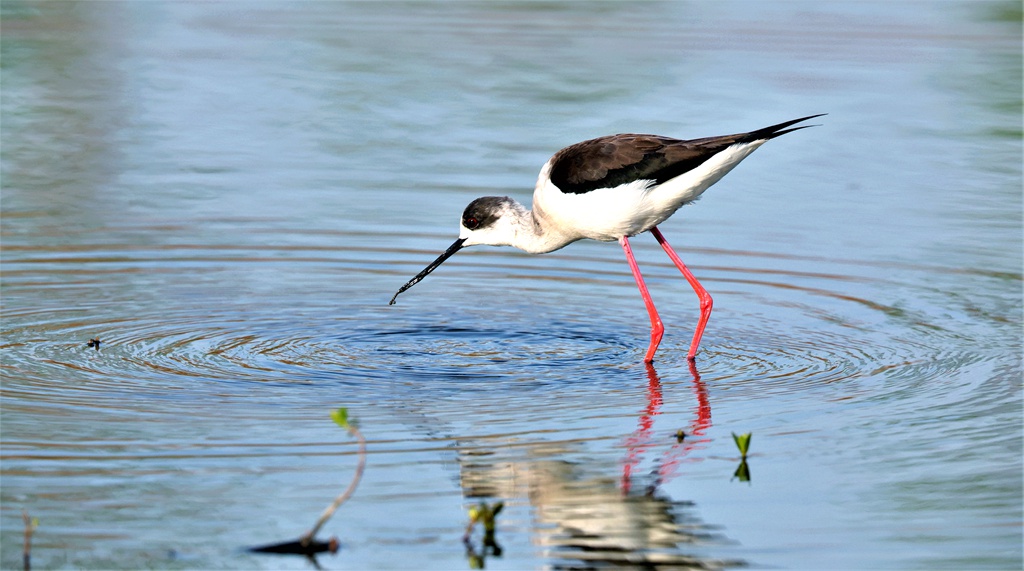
top-left (2, 2), bottom-right (1021, 569)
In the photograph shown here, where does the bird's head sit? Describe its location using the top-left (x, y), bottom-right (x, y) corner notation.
top-left (458, 196), bottom-right (521, 247)
top-left (389, 196), bottom-right (521, 305)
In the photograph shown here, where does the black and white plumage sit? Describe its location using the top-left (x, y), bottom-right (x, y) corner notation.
top-left (390, 114), bottom-right (824, 362)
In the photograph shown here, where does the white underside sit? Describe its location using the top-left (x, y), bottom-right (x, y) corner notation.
top-left (532, 140), bottom-right (767, 244)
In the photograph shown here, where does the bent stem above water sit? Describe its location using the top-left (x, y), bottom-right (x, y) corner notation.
top-left (300, 408), bottom-right (367, 547)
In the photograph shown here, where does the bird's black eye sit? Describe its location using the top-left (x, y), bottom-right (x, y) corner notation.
top-left (464, 217), bottom-right (480, 230)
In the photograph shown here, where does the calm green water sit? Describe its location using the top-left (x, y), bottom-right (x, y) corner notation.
top-left (2, 2), bottom-right (1021, 569)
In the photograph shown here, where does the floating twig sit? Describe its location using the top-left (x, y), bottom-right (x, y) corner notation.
top-left (249, 537), bottom-right (338, 554)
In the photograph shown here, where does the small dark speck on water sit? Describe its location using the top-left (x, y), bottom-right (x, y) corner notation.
top-left (87, 338), bottom-right (101, 350)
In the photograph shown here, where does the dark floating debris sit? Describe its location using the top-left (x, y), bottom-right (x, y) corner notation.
top-left (248, 536), bottom-right (339, 555)
top-left (675, 429), bottom-right (686, 443)
top-left (87, 338), bottom-right (101, 350)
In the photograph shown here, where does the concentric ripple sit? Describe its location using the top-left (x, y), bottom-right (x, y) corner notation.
top-left (3, 225), bottom-right (1017, 409)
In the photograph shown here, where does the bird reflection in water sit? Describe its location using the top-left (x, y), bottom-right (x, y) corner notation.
top-left (457, 361), bottom-right (741, 569)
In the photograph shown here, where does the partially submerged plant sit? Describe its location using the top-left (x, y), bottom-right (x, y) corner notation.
top-left (731, 432), bottom-right (752, 483)
top-left (464, 501), bottom-right (504, 567)
top-left (464, 501), bottom-right (503, 541)
top-left (22, 510), bottom-right (38, 571)
top-left (249, 407), bottom-right (366, 558)
top-left (299, 408), bottom-right (367, 547)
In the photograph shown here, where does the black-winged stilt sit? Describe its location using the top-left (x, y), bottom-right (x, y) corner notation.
top-left (390, 114), bottom-right (824, 363)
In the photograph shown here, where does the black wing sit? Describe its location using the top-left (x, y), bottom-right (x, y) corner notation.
top-left (548, 114), bottom-right (825, 195)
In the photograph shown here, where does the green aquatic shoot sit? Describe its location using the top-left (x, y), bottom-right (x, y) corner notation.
top-left (732, 432), bottom-right (752, 458)
top-left (330, 407), bottom-right (351, 429)
top-left (464, 501), bottom-right (504, 568)
top-left (301, 407), bottom-right (366, 548)
top-left (466, 501), bottom-right (503, 535)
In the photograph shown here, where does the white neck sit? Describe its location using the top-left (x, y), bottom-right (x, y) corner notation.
top-left (461, 198), bottom-right (578, 254)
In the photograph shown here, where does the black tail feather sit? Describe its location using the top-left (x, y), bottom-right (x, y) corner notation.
top-left (748, 113), bottom-right (827, 141)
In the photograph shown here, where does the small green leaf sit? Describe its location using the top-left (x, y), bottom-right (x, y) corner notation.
top-left (330, 408), bottom-right (350, 429)
top-left (732, 432), bottom-right (751, 457)
top-left (31, 517), bottom-right (39, 529)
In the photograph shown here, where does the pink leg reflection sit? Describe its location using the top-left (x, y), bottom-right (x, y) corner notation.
top-left (621, 361), bottom-right (712, 494)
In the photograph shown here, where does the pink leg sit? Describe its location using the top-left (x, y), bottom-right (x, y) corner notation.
top-left (650, 226), bottom-right (713, 361)
top-left (619, 236), bottom-right (664, 363)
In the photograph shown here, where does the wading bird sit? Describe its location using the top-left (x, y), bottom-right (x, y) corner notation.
top-left (390, 114), bottom-right (824, 362)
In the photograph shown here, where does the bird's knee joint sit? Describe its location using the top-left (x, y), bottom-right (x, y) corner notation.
top-left (701, 296), bottom-right (713, 312)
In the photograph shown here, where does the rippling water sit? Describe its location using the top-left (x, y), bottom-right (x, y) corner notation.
top-left (2, 2), bottom-right (1021, 570)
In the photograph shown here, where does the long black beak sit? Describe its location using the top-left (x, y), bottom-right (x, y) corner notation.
top-left (389, 238), bottom-right (467, 305)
